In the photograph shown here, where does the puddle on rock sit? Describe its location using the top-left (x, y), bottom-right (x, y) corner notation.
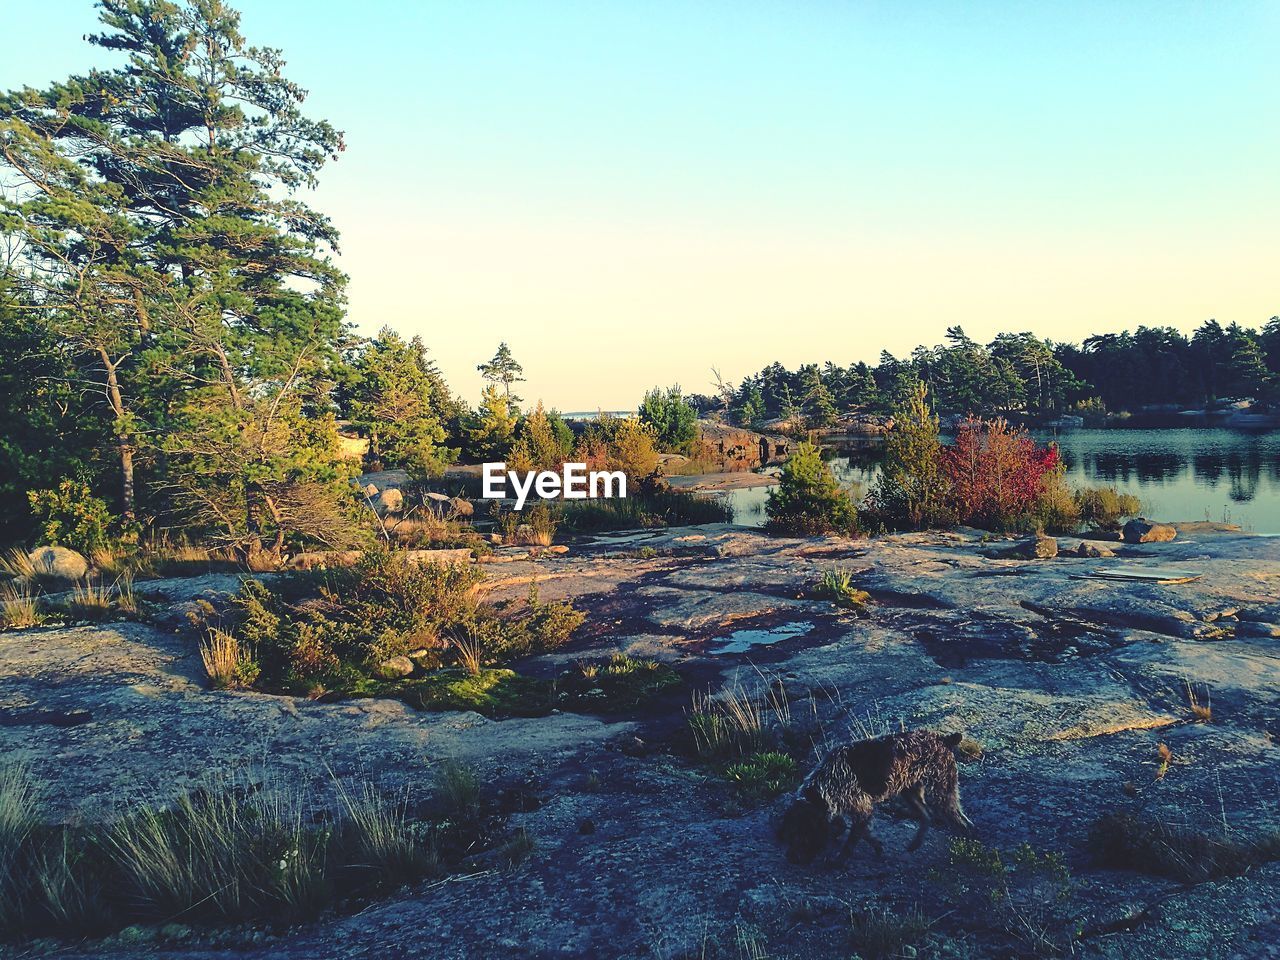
top-left (709, 621), bottom-right (814, 655)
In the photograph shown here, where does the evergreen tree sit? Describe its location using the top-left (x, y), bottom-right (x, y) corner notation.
top-left (765, 441), bottom-right (857, 534)
top-left (467, 385), bottom-right (519, 461)
top-left (510, 402), bottom-right (573, 471)
top-left (477, 342), bottom-right (525, 403)
top-left (638, 385), bottom-right (698, 452)
top-left (337, 329), bottom-right (454, 476)
top-left (869, 382), bottom-right (950, 530)
top-left (1, 0), bottom-right (352, 558)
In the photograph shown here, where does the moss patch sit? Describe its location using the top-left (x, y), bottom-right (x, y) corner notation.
top-left (360, 669), bottom-right (554, 718)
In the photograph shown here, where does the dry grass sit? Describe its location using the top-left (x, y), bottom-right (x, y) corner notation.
top-left (65, 582), bottom-right (114, 620)
top-left (847, 903), bottom-right (931, 960)
top-left (1090, 811), bottom-right (1280, 883)
top-left (1185, 680), bottom-right (1212, 722)
top-left (0, 582), bottom-right (42, 629)
top-left (199, 628), bottom-right (259, 690)
top-left (449, 626), bottom-right (488, 677)
top-left (0, 548), bottom-right (37, 582)
top-left (687, 677), bottom-right (791, 762)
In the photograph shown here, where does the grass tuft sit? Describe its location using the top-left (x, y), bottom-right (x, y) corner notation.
top-left (0, 582), bottom-right (43, 630)
top-left (199, 628), bottom-right (260, 690)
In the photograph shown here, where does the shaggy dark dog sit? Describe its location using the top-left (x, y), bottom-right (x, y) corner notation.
top-left (777, 730), bottom-right (973, 864)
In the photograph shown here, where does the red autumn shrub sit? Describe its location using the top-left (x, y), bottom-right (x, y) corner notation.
top-left (940, 417), bottom-right (1059, 530)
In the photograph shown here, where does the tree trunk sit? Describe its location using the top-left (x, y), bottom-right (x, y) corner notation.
top-left (97, 348), bottom-right (136, 521)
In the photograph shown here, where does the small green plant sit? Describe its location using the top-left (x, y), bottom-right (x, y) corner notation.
top-left (939, 837), bottom-right (1072, 955)
top-left (813, 565), bottom-right (871, 612)
top-left (722, 751), bottom-right (799, 806)
top-left (559, 654), bottom-right (682, 712)
top-left (437, 761), bottom-right (481, 825)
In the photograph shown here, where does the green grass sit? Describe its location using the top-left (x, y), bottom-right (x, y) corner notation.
top-left (369, 668), bottom-right (554, 717)
top-left (560, 488), bottom-right (733, 533)
top-left (0, 765), bottom-right (482, 943)
top-left (812, 565), bottom-right (871, 612)
top-left (558, 655), bottom-right (682, 713)
top-left (722, 751), bottom-right (799, 806)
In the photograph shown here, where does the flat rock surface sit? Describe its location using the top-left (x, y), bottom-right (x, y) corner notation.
top-left (2, 524), bottom-right (1278, 958)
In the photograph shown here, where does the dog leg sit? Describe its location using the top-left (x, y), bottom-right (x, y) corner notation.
top-left (903, 784), bottom-right (931, 852)
top-left (942, 786), bottom-right (974, 833)
top-left (836, 810), bottom-right (883, 861)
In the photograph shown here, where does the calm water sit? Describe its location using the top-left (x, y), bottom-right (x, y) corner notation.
top-left (724, 428), bottom-right (1280, 534)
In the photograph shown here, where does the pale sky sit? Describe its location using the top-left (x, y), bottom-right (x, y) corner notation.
top-left (4, 1), bottom-right (1279, 409)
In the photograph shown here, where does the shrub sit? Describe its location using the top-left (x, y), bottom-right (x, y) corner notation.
top-left (234, 550), bottom-right (483, 693)
top-left (26, 480), bottom-right (123, 555)
top-left (866, 382), bottom-right (950, 531)
top-left (1032, 464), bottom-right (1081, 534)
top-left (575, 415), bottom-right (659, 479)
top-left (765, 441), bottom-right (858, 535)
top-left (940, 417), bottom-right (1059, 531)
top-left (495, 501), bottom-right (560, 546)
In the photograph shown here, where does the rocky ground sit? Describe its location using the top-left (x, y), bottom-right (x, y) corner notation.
top-left (2, 523), bottom-right (1278, 959)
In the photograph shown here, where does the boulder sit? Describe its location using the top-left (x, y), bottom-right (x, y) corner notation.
top-left (1074, 541), bottom-right (1116, 559)
top-left (1122, 518), bottom-right (1177, 544)
top-left (449, 497), bottom-right (475, 517)
top-left (986, 536), bottom-right (1058, 560)
top-left (27, 545), bottom-right (88, 581)
top-left (406, 548), bottom-right (476, 566)
top-left (374, 656), bottom-right (415, 680)
top-left (373, 487), bottom-right (404, 515)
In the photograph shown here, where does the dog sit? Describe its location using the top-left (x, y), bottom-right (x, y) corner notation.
top-left (776, 730), bottom-right (973, 864)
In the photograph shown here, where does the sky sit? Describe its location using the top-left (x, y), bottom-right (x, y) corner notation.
top-left (3, 1), bottom-right (1279, 409)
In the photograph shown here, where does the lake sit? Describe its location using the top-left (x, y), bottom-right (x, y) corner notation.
top-left (723, 428), bottom-right (1280, 534)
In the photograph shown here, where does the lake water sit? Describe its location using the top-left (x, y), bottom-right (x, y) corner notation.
top-left (723, 428), bottom-right (1280, 534)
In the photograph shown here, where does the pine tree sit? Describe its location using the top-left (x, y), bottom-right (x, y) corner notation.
top-left (478, 342), bottom-right (526, 403)
top-left (765, 441), bottom-right (857, 534)
top-left (870, 382), bottom-right (950, 530)
top-left (337, 329), bottom-right (455, 476)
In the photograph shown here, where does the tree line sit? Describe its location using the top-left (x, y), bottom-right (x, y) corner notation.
top-left (702, 321), bottom-right (1280, 430)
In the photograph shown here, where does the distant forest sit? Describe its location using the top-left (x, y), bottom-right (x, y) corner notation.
top-left (702, 320), bottom-right (1280, 428)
